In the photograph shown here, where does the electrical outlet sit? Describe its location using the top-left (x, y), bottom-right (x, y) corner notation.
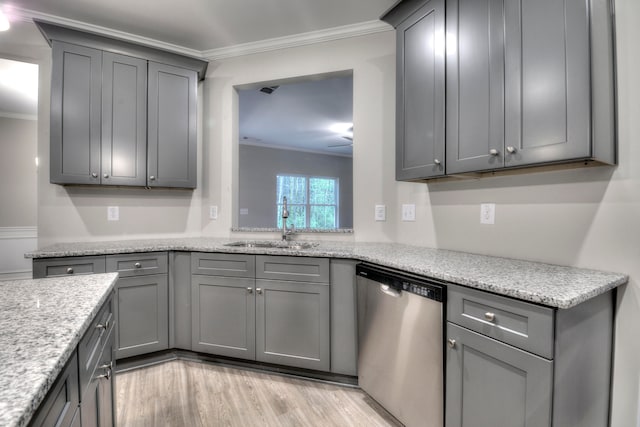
top-left (402, 204), bottom-right (416, 221)
top-left (375, 205), bottom-right (386, 221)
top-left (209, 205), bottom-right (218, 220)
top-left (107, 206), bottom-right (119, 221)
top-left (480, 203), bottom-right (495, 224)
top-left (240, 208), bottom-right (249, 215)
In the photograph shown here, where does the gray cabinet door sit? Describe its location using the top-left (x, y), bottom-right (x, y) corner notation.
top-left (504, 0), bottom-right (590, 167)
top-left (50, 41), bottom-right (102, 185)
top-left (29, 352), bottom-right (79, 427)
top-left (147, 62), bottom-right (197, 188)
top-left (255, 279), bottom-right (330, 371)
top-left (395, 0), bottom-right (445, 180)
top-left (101, 52), bottom-right (147, 186)
top-left (191, 275), bottom-right (256, 360)
top-left (446, 323), bottom-right (552, 427)
top-left (81, 330), bottom-right (115, 427)
top-left (115, 274), bottom-right (169, 359)
top-left (446, 0), bottom-right (505, 174)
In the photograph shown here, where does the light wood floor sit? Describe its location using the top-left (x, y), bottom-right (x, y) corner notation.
top-left (116, 360), bottom-right (401, 427)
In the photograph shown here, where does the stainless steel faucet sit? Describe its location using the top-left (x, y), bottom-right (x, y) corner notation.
top-left (282, 196), bottom-right (295, 240)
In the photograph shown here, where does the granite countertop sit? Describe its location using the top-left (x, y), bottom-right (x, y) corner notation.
top-left (26, 237), bottom-right (628, 309)
top-left (0, 273), bottom-right (118, 427)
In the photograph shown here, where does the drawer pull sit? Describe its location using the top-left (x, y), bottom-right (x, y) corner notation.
top-left (256, 288), bottom-right (263, 294)
top-left (99, 361), bottom-right (113, 370)
top-left (95, 319), bottom-right (110, 331)
top-left (134, 262), bottom-right (142, 268)
top-left (247, 287), bottom-right (253, 294)
top-left (95, 369), bottom-right (112, 381)
top-left (484, 312), bottom-right (496, 322)
top-left (66, 267), bottom-right (74, 274)
top-left (448, 339), bottom-right (456, 349)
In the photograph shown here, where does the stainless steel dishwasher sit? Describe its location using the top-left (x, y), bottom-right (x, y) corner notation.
top-left (356, 263), bottom-right (445, 427)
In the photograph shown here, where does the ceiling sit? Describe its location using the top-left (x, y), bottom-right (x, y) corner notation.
top-left (5, 0), bottom-right (397, 52)
top-left (239, 75), bottom-right (353, 157)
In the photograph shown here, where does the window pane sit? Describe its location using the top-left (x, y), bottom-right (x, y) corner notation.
top-left (309, 178), bottom-right (336, 204)
top-left (277, 175), bottom-right (307, 204)
top-left (310, 206), bottom-right (336, 229)
top-left (276, 204), bottom-right (306, 228)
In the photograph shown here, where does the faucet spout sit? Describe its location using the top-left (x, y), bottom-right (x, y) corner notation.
top-left (282, 196), bottom-right (294, 240)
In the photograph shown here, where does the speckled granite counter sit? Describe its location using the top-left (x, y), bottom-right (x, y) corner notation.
top-left (0, 273), bottom-right (118, 427)
top-left (26, 238), bottom-right (628, 309)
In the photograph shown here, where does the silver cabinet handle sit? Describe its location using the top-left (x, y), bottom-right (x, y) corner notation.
top-left (149, 175), bottom-right (156, 181)
top-left (134, 262), bottom-right (142, 269)
top-left (91, 172), bottom-right (98, 178)
top-left (96, 319), bottom-right (110, 331)
top-left (448, 339), bottom-right (456, 349)
top-left (66, 267), bottom-right (74, 274)
top-left (256, 288), bottom-right (263, 294)
top-left (484, 312), bottom-right (496, 322)
top-left (489, 149), bottom-right (499, 156)
top-left (95, 369), bottom-right (112, 381)
top-left (434, 159), bottom-right (441, 165)
top-left (99, 361), bottom-right (113, 370)
top-left (103, 173), bottom-right (109, 179)
top-left (247, 287), bottom-right (253, 293)
top-left (506, 146), bottom-right (517, 154)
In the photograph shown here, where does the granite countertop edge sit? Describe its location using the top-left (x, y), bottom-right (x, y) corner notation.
top-left (25, 238), bottom-right (629, 309)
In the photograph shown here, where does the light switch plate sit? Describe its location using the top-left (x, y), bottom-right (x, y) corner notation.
top-left (480, 203), bottom-right (495, 224)
top-left (375, 205), bottom-right (386, 221)
top-left (209, 205), bottom-right (218, 220)
top-left (402, 204), bottom-right (416, 221)
top-left (107, 206), bottom-right (119, 221)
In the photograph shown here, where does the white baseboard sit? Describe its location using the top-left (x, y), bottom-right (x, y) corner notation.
top-left (0, 227), bottom-right (37, 279)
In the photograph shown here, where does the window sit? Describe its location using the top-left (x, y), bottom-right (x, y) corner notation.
top-left (276, 175), bottom-right (339, 229)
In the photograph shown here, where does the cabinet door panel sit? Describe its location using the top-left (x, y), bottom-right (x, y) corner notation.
top-left (147, 62), bottom-right (197, 188)
top-left (29, 352), bottom-right (79, 427)
top-left (256, 280), bottom-right (330, 371)
top-left (50, 41), bottom-right (102, 185)
top-left (191, 275), bottom-right (256, 359)
top-left (101, 52), bottom-right (147, 186)
top-left (396, 0), bottom-right (445, 180)
top-left (446, 0), bottom-right (504, 173)
top-left (446, 323), bottom-right (552, 427)
top-left (504, 0), bottom-right (590, 166)
top-left (115, 274), bottom-right (169, 359)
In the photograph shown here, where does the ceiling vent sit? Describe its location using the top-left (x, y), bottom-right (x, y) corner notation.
top-left (259, 86), bottom-right (279, 94)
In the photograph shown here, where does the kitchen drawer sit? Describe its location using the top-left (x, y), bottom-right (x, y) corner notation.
top-left (33, 256), bottom-right (106, 278)
top-left (29, 352), bottom-right (79, 427)
top-left (447, 284), bottom-right (554, 359)
top-left (78, 293), bottom-right (114, 396)
top-left (191, 253), bottom-right (255, 278)
top-left (106, 252), bottom-right (168, 277)
top-left (256, 256), bottom-right (329, 284)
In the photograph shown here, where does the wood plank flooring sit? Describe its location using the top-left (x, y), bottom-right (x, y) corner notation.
top-left (116, 360), bottom-right (401, 427)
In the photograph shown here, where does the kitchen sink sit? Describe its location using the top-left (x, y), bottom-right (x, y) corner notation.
top-left (224, 241), bottom-right (318, 250)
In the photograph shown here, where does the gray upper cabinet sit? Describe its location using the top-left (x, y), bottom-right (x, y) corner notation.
top-left (38, 21), bottom-right (207, 189)
top-left (101, 52), bottom-right (148, 186)
top-left (385, 0), bottom-right (616, 179)
top-left (147, 62), bottom-right (197, 188)
top-left (50, 41), bottom-right (102, 185)
top-left (394, 0), bottom-right (446, 180)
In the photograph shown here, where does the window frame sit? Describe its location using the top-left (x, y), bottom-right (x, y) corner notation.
top-left (276, 174), bottom-right (340, 229)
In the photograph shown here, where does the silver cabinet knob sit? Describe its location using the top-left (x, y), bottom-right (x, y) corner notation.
top-left (247, 287), bottom-right (253, 294)
top-left (434, 159), bottom-right (441, 165)
top-left (91, 172), bottom-right (98, 178)
top-left (134, 262), bottom-right (142, 269)
top-left (149, 175), bottom-right (156, 181)
top-left (103, 173), bottom-right (109, 179)
top-left (484, 312), bottom-right (496, 322)
top-left (256, 288), bottom-right (263, 294)
top-left (506, 146), bottom-right (517, 154)
top-left (489, 149), bottom-right (499, 156)
top-left (448, 339), bottom-right (456, 348)
top-left (66, 267), bottom-right (74, 274)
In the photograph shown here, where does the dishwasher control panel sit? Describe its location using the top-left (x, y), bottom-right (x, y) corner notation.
top-left (357, 263), bottom-right (445, 302)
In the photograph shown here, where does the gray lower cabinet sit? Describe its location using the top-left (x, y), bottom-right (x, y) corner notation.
top-left (446, 284), bottom-right (613, 427)
top-left (191, 274), bottom-right (256, 359)
top-left (33, 255), bottom-right (106, 278)
top-left (81, 326), bottom-right (115, 427)
top-left (393, 0), bottom-right (445, 180)
top-left (255, 279), bottom-right (330, 371)
top-left (106, 252), bottom-right (169, 359)
top-left (191, 253), bottom-right (332, 372)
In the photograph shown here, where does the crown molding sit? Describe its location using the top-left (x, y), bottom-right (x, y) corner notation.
top-left (203, 20), bottom-right (392, 61)
top-left (12, 7), bottom-right (204, 59)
